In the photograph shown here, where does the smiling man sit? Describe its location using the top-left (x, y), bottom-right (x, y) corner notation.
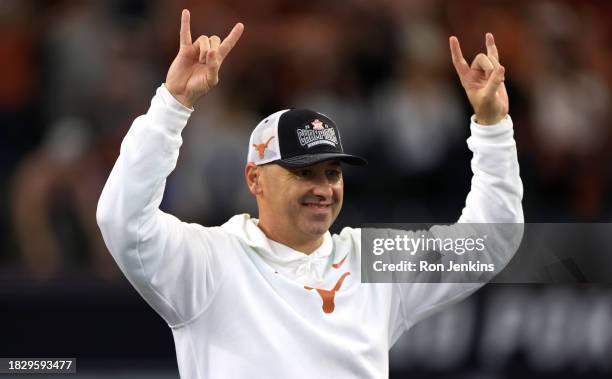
top-left (244, 108), bottom-right (366, 254)
top-left (96, 9), bottom-right (523, 379)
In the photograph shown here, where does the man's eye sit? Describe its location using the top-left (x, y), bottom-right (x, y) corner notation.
top-left (327, 170), bottom-right (341, 180)
top-left (295, 169), bottom-right (311, 177)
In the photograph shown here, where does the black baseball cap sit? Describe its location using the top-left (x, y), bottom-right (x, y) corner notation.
top-left (247, 109), bottom-right (367, 168)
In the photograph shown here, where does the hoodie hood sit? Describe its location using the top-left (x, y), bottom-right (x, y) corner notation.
top-left (221, 214), bottom-right (334, 285)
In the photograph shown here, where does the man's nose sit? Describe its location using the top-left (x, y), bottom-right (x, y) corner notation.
top-left (311, 176), bottom-right (334, 198)
top-left (312, 183), bottom-right (333, 198)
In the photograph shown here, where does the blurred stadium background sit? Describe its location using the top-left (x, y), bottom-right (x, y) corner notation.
top-left (1, 0), bottom-right (611, 378)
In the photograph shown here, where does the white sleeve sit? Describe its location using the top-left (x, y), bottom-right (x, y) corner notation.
top-left (458, 115), bottom-right (524, 224)
top-left (394, 115), bottom-right (524, 329)
top-left (96, 84), bottom-right (229, 327)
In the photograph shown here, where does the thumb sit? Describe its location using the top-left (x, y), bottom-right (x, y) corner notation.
top-left (483, 56), bottom-right (505, 99)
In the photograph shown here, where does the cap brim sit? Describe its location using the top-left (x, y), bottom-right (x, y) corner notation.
top-left (276, 153), bottom-right (368, 168)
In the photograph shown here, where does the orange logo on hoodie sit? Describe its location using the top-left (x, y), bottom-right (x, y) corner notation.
top-left (304, 272), bottom-right (350, 313)
top-left (331, 253), bottom-right (348, 269)
top-left (253, 136), bottom-right (275, 159)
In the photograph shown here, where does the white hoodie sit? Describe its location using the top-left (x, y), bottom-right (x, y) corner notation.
top-left (96, 85), bottom-right (523, 379)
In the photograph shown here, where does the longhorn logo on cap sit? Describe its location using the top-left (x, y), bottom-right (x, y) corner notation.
top-left (253, 136), bottom-right (275, 159)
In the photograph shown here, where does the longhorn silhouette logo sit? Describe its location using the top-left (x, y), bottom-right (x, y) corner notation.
top-left (304, 272), bottom-right (350, 313)
top-left (253, 136), bottom-right (275, 159)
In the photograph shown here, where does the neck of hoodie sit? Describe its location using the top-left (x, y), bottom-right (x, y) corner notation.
top-left (257, 220), bottom-right (324, 255)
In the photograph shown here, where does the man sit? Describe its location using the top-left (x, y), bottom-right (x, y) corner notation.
top-left (97, 9), bottom-right (522, 379)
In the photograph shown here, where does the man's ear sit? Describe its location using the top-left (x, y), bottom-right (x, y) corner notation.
top-left (245, 163), bottom-right (262, 195)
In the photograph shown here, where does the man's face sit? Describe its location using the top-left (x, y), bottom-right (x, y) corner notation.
top-left (258, 160), bottom-right (344, 239)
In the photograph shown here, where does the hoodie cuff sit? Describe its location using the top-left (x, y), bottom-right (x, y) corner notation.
top-left (469, 114), bottom-right (513, 142)
top-left (146, 84), bottom-right (194, 135)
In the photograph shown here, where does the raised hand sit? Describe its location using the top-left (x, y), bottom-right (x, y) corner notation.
top-left (165, 9), bottom-right (244, 108)
top-left (449, 33), bottom-right (508, 125)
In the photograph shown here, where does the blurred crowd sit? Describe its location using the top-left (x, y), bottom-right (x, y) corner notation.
top-left (1, 0), bottom-right (611, 282)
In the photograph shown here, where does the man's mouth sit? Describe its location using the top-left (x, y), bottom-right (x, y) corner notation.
top-left (302, 201), bottom-right (332, 210)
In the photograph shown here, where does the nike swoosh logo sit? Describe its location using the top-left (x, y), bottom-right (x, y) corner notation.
top-left (332, 253), bottom-right (348, 269)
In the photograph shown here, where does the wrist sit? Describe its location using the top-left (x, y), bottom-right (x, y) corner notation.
top-left (474, 113), bottom-right (506, 125)
top-left (164, 84), bottom-right (196, 108)
top-left (172, 92), bottom-right (196, 109)
top-left (161, 84), bottom-right (196, 112)
top-left (175, 95), bottom-right (195, 109)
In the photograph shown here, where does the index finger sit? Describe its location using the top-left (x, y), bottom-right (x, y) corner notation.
top-left (449, 36), bottom-right (470, 78)
top-left (485, 33), bottom-right (499, 61)
top-left (218, 22), bottom-right (244, 60)
top-left (180, 9), bottom-right (192, 47)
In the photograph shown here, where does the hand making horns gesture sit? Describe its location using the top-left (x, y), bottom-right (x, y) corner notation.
top-left (450, 33), bottom-right (508, 125)
top-left (166, 9), bottom-right (244, 108)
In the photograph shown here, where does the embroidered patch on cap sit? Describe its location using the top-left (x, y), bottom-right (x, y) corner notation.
top-left (296, 119), bottom-right (339, 149)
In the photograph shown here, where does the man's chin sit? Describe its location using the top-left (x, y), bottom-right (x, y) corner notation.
top-left (300, 220), bottom-right (332, 237)
top-left (297, 209), bottom-right (339, 236)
